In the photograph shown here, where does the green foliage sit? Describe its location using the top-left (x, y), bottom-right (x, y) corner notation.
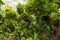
top-left (4, 5), bottom-right (19, 19)
top-left (0, 0), bottom-right (60, 40)
top-left (0, 0), bottom-right (4, 5)
top-left (25, 0), bottom-right (59, 16)
top-left (16, 3), bottom-right (24, 14)
top-left (0, 11), bottom-right (5, 18)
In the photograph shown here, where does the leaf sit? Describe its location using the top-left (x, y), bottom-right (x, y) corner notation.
top-left (0, 0), bottom-right (4, 5)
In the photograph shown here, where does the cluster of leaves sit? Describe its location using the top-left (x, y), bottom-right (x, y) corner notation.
top-left (0, 0), bottom-right (60, 40)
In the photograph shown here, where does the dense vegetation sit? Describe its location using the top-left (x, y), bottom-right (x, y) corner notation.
top-left (0, 0), bottom-right (60, 40)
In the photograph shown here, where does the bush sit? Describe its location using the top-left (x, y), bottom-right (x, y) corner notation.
top-left (0, 0), bottom-right (60, 40)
